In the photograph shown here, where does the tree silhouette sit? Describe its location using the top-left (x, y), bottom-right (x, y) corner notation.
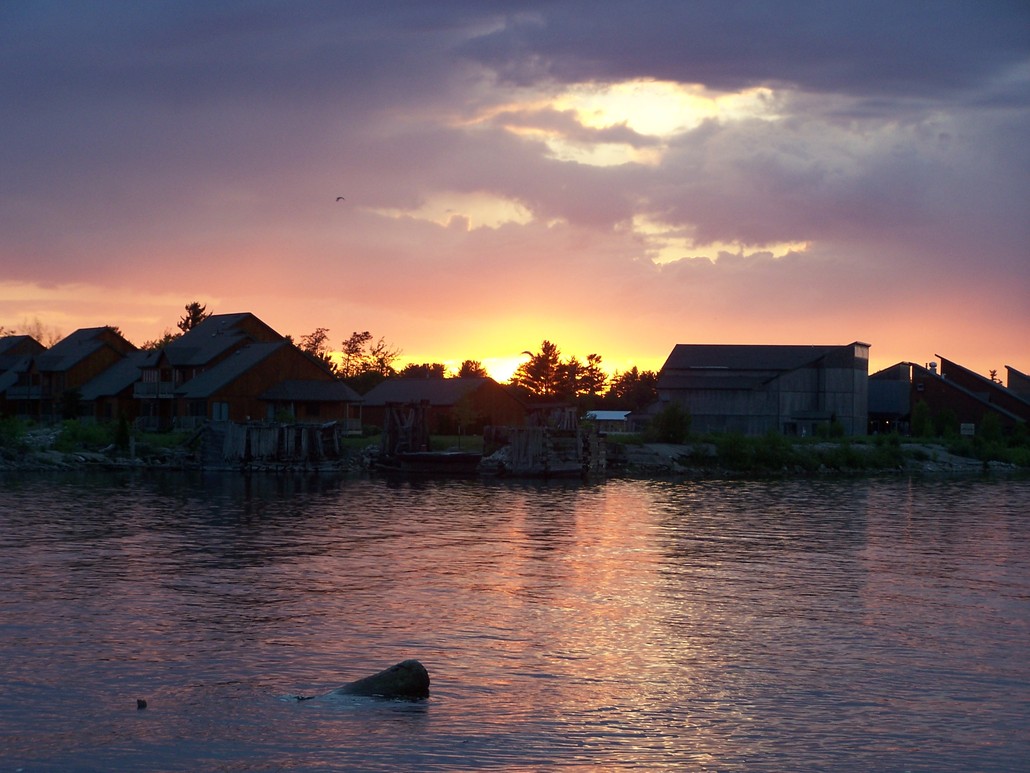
top-left (512, 342), bottom-right (609, 401)
top-left (567, 353), bottom-right (607, 399)
top-left (399, 362), bottom-right (446, 378)
top-left (458, 359), bottom-right (488, 378)
top-left (177, 302), bottom-right (211, 333)
top-left (511, 340), bottom-right (564, 397)
top-left (339, 331), bottom-right (373, 379)
top-left (19, 317), bottom-right (63, 346)
top-left (140, 329), bottom-right (179, 351)
top-left (299, 327), bottom-right (337, 374)
top-left (339, 330), bottom-right (401, 392)
top-left (606, 367), bottom-right (658, 411)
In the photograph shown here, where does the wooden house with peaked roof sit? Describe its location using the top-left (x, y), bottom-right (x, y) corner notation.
top-left (174, 340), bottom-right (353, 426)
top-left (4, 327), bottom-right (136, 422)
top-left (78, 350), bottom-right (151, 424)
top-left (656, 342), bottom-right (870, 436)
top-left (261, 379), bottom-right (363, 430)
top-left (360, 377), bottom-right (526, 434)
top-left (0, 335), bottom-right (45, 365)
top-left (135, 312), bottom-right (286, 430)
top-left (0, 335), bottom-right (45, 416)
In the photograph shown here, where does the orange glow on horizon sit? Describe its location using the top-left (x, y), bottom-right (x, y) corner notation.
top-left (2, 278), bottom-right (1025, 388)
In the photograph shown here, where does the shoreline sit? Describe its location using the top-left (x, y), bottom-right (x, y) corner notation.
top-left (2, 439), bottom-right (1025, 480)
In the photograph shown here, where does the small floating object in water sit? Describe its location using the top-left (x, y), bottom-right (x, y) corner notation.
top-left (136, 698), bottom-right (147, 710)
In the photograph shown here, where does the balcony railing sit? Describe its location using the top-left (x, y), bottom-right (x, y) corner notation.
top-left (133, 382), bottom-right (177, 398)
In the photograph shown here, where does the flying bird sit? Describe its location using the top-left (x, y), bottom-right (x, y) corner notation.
top-left (336, 196), bottom-right (345, 201)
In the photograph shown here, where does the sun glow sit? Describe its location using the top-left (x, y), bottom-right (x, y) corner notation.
top-left (467, 79), bottom-right (780, 168)
top-left (553, 79), bottom-right (778, 137)
top-left (546, 80), bottom-right (778, 166)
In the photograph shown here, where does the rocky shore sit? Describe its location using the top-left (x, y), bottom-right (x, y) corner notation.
top-left (2, 433), bottom-right (1024, 478)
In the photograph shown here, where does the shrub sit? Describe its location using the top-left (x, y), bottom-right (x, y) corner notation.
top-left (911, 400), bottom-right (933, 438)
top-left (646, 402), bottom-right (691, 444)
top-left (816, 419), bottom-right (846, 439)
top-left (817, 441), bottom-right (865, 470)
top-left (978, 413), bottom-right (1004, 445)
top-left (1009, 446), bottom-right (1030, 468)
top-left (53, 420), bottom-right (114, 453)
top-left (0, 416), bottom-right (29, 450)
top-left (868, 436), bottom-right (905, 468)
top-left (934, 408), bottom-right (958, 438)
top-left (752, 431), bottom-right (798, 471)
top-left (713, 432), bottom-right (751, 468)
top-left (115, 414), bottom-right (131, 451)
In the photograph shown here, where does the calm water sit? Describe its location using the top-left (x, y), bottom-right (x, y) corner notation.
top-left (1, 471), bottom-right (1028, 772)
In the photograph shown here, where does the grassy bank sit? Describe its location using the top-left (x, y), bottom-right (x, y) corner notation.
top-left (607, 430), bottom-right (1030, 476)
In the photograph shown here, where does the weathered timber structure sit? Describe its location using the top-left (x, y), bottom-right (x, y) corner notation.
top-left (480, 426), bottom-right (605, 478)
top-left (656, 342), bottom-right (870, 437)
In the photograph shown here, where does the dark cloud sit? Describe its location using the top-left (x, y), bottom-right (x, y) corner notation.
top-left (462, 0), bottom-right (1030, 99)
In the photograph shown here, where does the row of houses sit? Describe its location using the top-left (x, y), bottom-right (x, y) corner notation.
top-left (0, 313), bottom-right (527, 435)
top-left (1, 314), bottom-right (1027, 439)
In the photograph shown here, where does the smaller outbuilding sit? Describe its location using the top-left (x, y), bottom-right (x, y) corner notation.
top-left (583, 410), bottom-right (632, 434)
top-left (261, 379), bottom-right (363, 432)
top-left (360, 377), bottom-right (526, 435)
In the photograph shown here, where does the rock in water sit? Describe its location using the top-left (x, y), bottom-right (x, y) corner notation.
top-left (333, 659), bottom-right (430, 699)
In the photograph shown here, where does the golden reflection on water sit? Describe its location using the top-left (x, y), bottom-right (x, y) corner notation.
top-left (1, 474), bottom-right (1028, 770)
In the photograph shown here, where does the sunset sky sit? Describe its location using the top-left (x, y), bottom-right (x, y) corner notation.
top-left (2, 2), bottom-right (1028, 381)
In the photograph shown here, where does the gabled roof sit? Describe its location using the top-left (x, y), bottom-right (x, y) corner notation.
top-left (176, 341), bottom-right (286, 398)
top-left (0, 367), bottom-right (23, 394)
top-left (261, 379), bottom-right (362, 403)
top-left (361, 377), bottom-right (498, 407)
top-left (34, 327), bottom-right (131, 372)
top-left (0, 335), bottom-right (44, 361)
top-left (659, 343), bottom-right (868, 391)
top-left (162, 313), bottom-right (282, 367)
top-left (662, 344), bottom-right (853, 372)
top-left (0, 339), bottom-right (37, 380)
top-left (164, 314), bottom-right (252, 367)
top-left (163, 332), bottom-right (249, 367)
top-left (186, 312), bottom-right (256, 337)
top-left (79, 351), bottom-right (151, 400)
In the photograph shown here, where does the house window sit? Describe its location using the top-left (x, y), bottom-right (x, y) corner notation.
top-left (212, 402), bottom-right (229, 422)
